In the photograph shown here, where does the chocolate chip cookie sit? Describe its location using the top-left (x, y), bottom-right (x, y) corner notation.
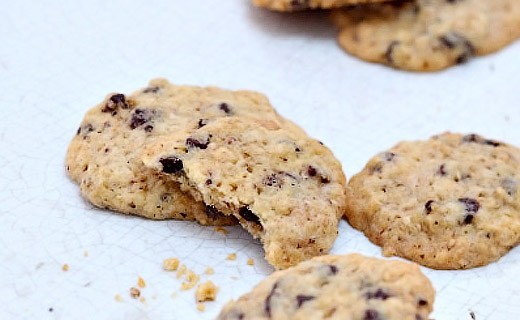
top-left (217, 254), bottom-right (435, 320)
top-left (140, 117), bottom-right (347, 269)
top-left (66, 79), bottom-right (303, 225)
top-left (332, 0), bottom-right (520, 71)
top-left (253, 0), bottom-right (385, 12)
top-left (346, 132), bottom-right (520, 269)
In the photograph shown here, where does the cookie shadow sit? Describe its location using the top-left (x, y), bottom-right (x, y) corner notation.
top-left (246, 3), bottom-right (337, 39)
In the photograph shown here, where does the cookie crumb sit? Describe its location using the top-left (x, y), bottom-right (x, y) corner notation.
top-left (62, 264), bottom-right (69, 272)
top-left (247, 258), bottom-right (255, 266)
top-left (130, 287), bottom-right (141, 299)
top-left (139, 297), bottom-right (146, 304)
top-left (470, 310), bottom-right (476, 319)
top-left (137, 276), bottom-right (146, 288)
top-left (48, 307), bottom-right (53, 312)
top-left (226, 253), bottom-right (237, 261)
top-left (163, 257), bottom-right (180, 271)
top-left (114, 294), bottom-right (124, 302)
top-left (214, 226), bottom-right (229, 235)
top-left (197, 303), bottom-right (206, 312)
top-left (83, 250), bottom-right (89, 257)
top-left (176, 264), bottom-right (187, 279)
top-left (196, 280), bottom-right (218, 302)
top-left (181, 270), bottom-right (200, 290)
top-left (205, 267), bottom-right (215, 275)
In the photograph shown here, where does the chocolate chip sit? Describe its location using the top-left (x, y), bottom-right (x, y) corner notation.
top-left (439, 32), bottom-right (475, 64)
top-left (143, 86), bottom-right (159, 93)
top-left (219, 103), bottom-right (231, 114)
top-left (328, 264), bottom-right (338, 275)
top-left (205, 179), bottom-right (213, 185)
top-left (424, 200), bottom-right (434, 214)
top-left (197, 119), bottom-right (208, 128)
top-left (384, 152), bottom-right (396, 161)
top-left (102, 93), bottom-right (128, 113)
top-left (264, 173), bottom-right (283, 188)
top-left (364, 309), bottom-right (381, 320)
top-left (307, 166), bottom-right (317, 177)
top-left (418, 299), bottom-right (428, 306)
top-left (320, 176), bottom-right (330, 184)
top-left (463, 214), bottom-right (474, 224)
top-left (144, 125), bottom-right (154, 132)
top-left (129, 108), bottom-right (156, 130)
top-left (366, 289), bottom-right (390, 300)
top-left (438, 164), bottom-right (447, 176)
top-left (78, 123), bottom-right (94, 136)
top-left (458, 198), bottom-right (480, 213)
top-left (462, 133), bottom-right (501, 146)
top-left (264, 283), bottom-right (279, 317)
top-left (290, 0), bottom-right (310, 9)
top-left (76, 127), bottom-right (81, 135)
top-left (186, 137), bottom-right (210, 149)
top-left (239, 206), bottom-right (261, 225)
top-left (295, 295), bottom-right (315, 308)
top-left (385, 41), bottom-right (400, 64)
top-left (180, 212), bottom-right (187, 218)
top-left (484, 139), bottom-right (502, 147)
top-left (205, 205), bottom-right (223, 219)
top-left (159, 156), bottom-right (183, 174)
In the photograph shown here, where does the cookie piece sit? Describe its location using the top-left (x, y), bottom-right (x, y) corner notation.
top-left (253, 0), bottom-right (385, 12)
top-left (141, 117), bottom-right (347, 269)
top-left (217, 254), bottom-right (435, 320)
top-left (346, 133), bottom-right (520, 269)
top-left (66, 79), bottom-right (304, 225)
top-left (332, 0), bottom-right (520, 71)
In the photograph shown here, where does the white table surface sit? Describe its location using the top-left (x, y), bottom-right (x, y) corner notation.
top-left (1, 1), bottom-right (519, 319)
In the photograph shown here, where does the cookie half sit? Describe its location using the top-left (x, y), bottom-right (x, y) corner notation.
top-left (332, 0), bottom-right (520, 71)
top-left (346, 133), bottom-right (520, 269)
top-left (140, 117), bottom-right (347, 269)
top-left (217, 254), bottom-right (435, 320)
top-left (66, 79), bottom-right (303, 225)
top-left (253, 0), bottom-right (386, 12)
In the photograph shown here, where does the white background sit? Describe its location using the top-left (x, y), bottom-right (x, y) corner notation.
top-left (1, 1), bottom-right (519, 319)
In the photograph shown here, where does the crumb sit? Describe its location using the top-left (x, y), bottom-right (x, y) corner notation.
top-left (470, 310), bottom-right (476, 320)
top-left (139, 297), bottom-right (146, 304)
top-left (214, 226), bottom-right (229, 235)
top-left (130, 287), bottom-right (141, 299)
top-left (137, 276), bottom-right (146, 288)
top-left (62, 264), bottom-right (69, 272)
top-left (197, 303), bottom-right (206, 312)
top-left (48, 307), bottom-right (53, 312)
top-left (114, 294), bottom-right (124, 302)
top-left (176, 264), bottom-right (187, 279)
top-left (83, 250), bottom-right (89, 257)
top-left (247, 258), bottom-right (254, 266)
top-left (181, 270), bottom-right (200, 290)
top-left (205, 267), bottom-right (215, 275)
top-left (196, 280), bottom-right (218, 302)
top-left (163, 257), bottom-right (180, 271)
top-left (226, 253), bottom-right (237, 261)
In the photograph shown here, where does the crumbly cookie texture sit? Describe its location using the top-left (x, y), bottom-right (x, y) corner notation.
top-left (66, 79), bottom-right (303, 225)
top-left (141, 117), bottom-right (347, 269)
top-left (253, 0), bottom-right (385, 12)
top-left (332, 0), bottom-right (520, 71)
top-left (217, 254), bottom-right (435, 320)
top-left (346, 132), bottom-right (520, 269)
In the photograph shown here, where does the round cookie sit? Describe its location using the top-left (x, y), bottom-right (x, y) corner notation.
top-left (346, 132), bottom-right (520, 269)
top-left (217, 254), bottom-right (435, 320)
top-left (66, 79), bottom-right (304, 225)
top-left (140, 117), bottom-right (347, 269)
top-left (253, 0), bottom-right (386, 12)
top-left (332, 0), bottom-right (520, 71)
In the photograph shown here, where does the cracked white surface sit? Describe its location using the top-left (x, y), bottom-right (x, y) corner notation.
top-left (0, 0), bottom-right (519, 319)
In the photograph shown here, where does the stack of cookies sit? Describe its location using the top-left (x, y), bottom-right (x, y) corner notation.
top-left (66, 80), bottom-right (520, 319)
top-left (254, 0), bottom-right (520, 71)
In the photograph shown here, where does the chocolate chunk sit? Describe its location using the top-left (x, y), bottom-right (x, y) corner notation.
top-left (159, 156), bottom-right (183, 174)
top-left (364, 309), bottom-right (381, 320)
top-left (143, 86), bottom-right (159, 93)
top-left (264, 283), bottom-right (279, 317)
top-left (129, 108), bottom-right (155, 130)
top-left (320, 176), bottom-right (330, 184)
top-left (458, 198), bottom-right (480, 213)
top-left (501, 178), bottom-right (517, 196)
top-left (186, 137), bottom-right (210, 149)
top-left (197, 119), bottom-right (208, 128)
top-left (366, 289), bottom-right (390, 300)
top-left (462, 134), bottom-right (501, 147)
top-left (385, 41), bottom-right (400, 64)
top-left (290, 0), bottom-right (310, 9)
top-left (484, 139), bottom-right (502, 147)
top-left (264, 173), bottom-right (283, 188)
top-left (239, 206), bottom-right (261, 225)
top-left (295, 295), bottom-right (315, 308)
top-left (102, 93), bottom-right (128, 113)
top-left (307, 166), bottom-right (317, 177)
top-left (180, 212), bottom-right (187, 218)
top-left (219, 103), bottom-right (231, 114)
top-left (205, 179), bottom-right (213, 185)
top-left (78, 123), bottom-right (94, 136)
top-left (439, 32), bottom-right (475, 64)
top-left (328, 264), bottom-right (338, 275)
top-left (418, 299), bottom-right (428, 306)
top-left (206, 205), bottom-right (223, 219)
top-left (144, 125), bottom-right (154, 132)
top-left (384, 152), bottom-right (396, 161)
top-left (438, 164), bottom-right (447, 176)
top-left (463, 214), bottom-right (474, 224)
top-left (424, 200), bottom-right (434, 214)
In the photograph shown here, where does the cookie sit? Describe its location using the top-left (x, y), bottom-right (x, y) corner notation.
top-left (332, 0), bottom-right (520, 71)
top-left (217, 253), bottom-right (435, 320)
top-left (66, 79), bottom-right (304, 225)
top-left (140, 117), bottom-right (347, 269)
top-left (253, 0), bottom-right (385, 12)
top-left (346, 133), bottom-right (520, 269)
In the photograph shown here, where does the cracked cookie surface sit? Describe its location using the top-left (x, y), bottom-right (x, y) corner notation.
top-left (140, 117), bottom-right (347, 269)
top-left (66, 79), bottom-right (302, 225)
top-left (332, 0), bottom-right (520, 71)
top-left (346, 132), bottom-right (520, 269)
top-left (217, 254), bottom-right (435, 320)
